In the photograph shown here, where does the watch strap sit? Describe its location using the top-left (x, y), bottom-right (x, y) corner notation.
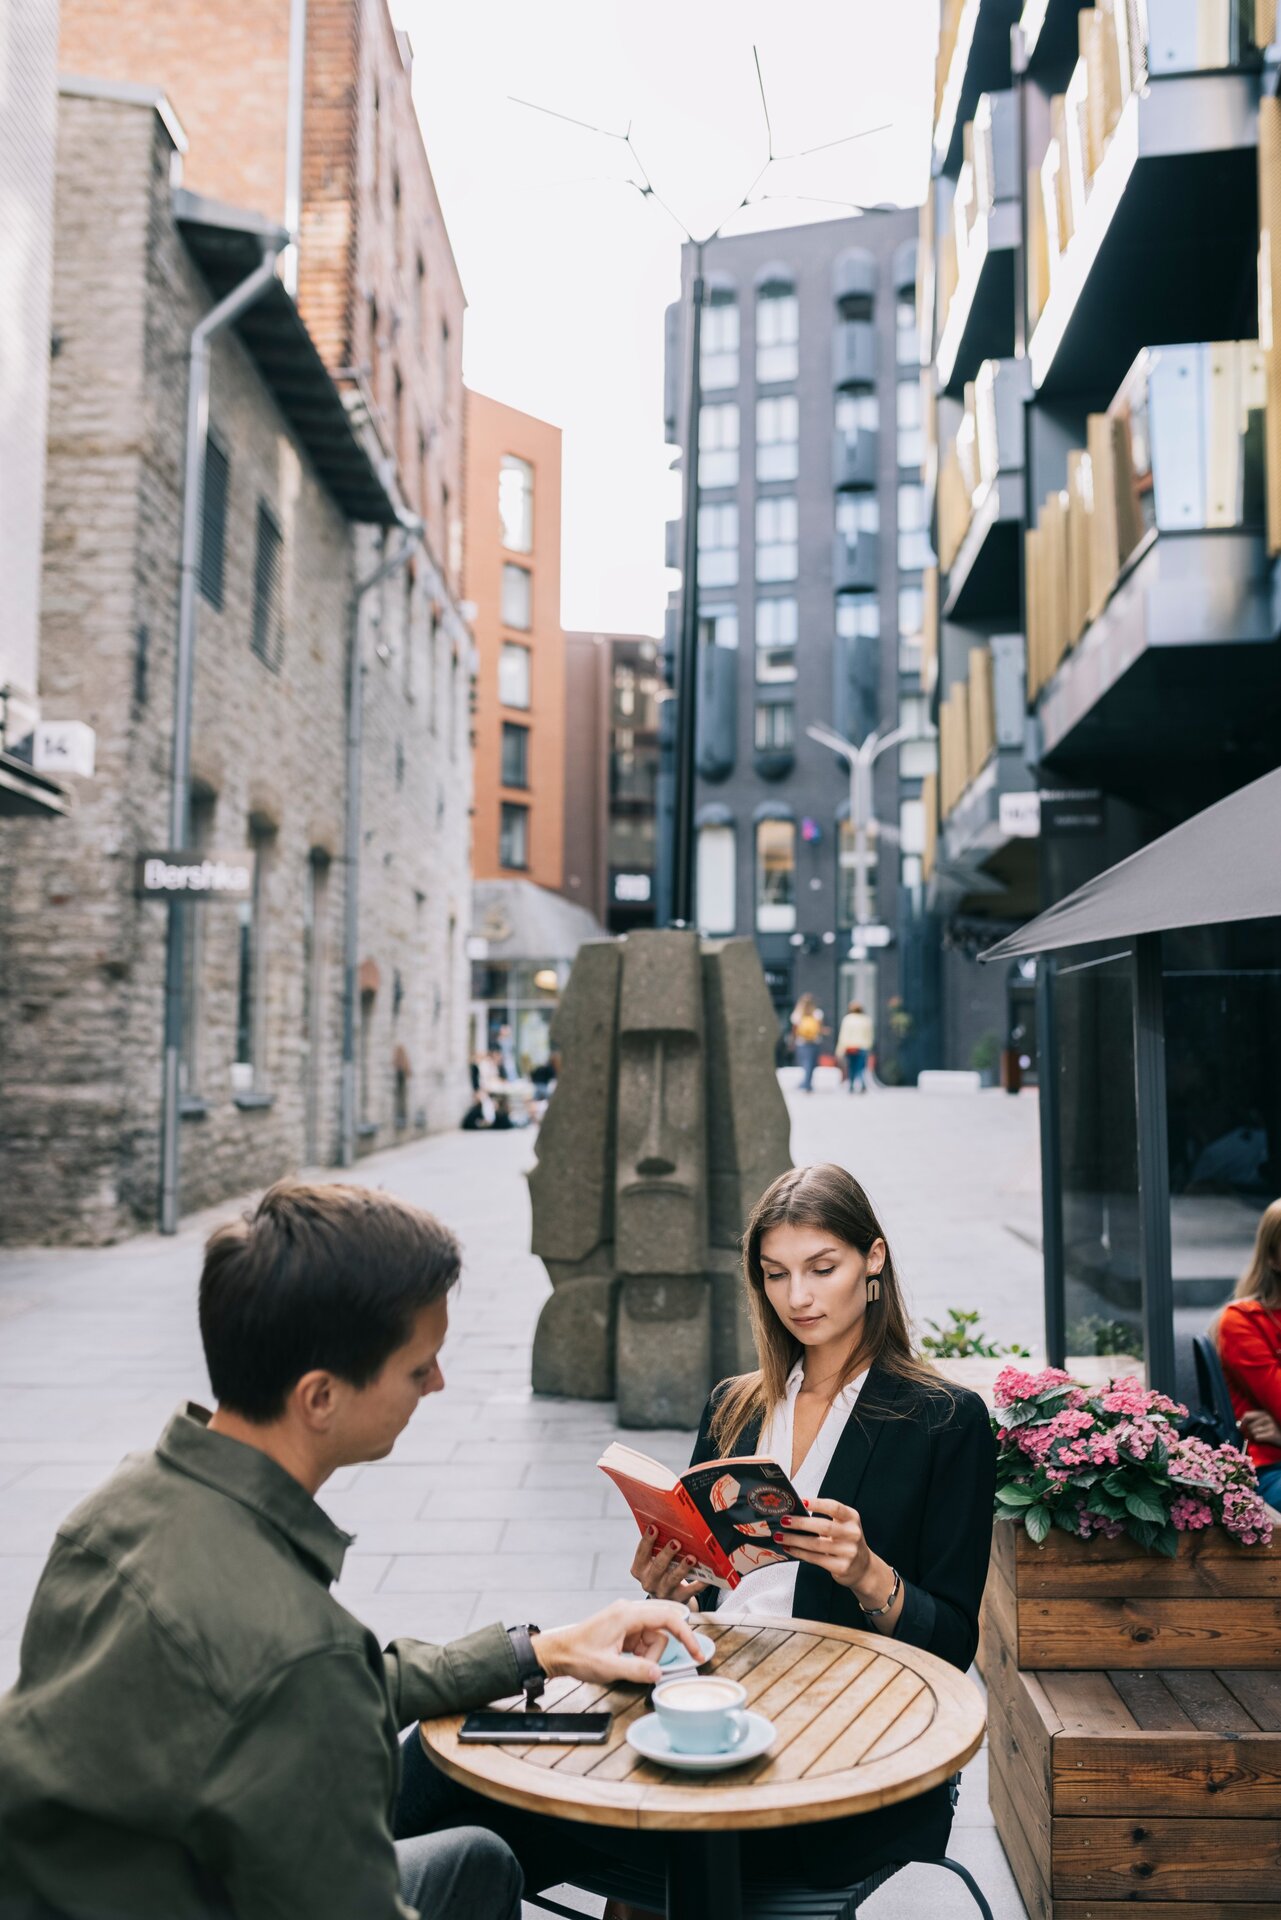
top-left (507, 1623), bottom-right (545, 1707)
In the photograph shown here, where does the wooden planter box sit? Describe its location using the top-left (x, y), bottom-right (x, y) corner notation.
top-left (985, 1629), bottom-right (1281, 1919)
top-left (979, 1514), bottom-right (1281, 1671)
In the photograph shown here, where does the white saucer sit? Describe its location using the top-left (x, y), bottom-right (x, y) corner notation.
top-left (656, 1629), bottom-right (715, 1676)
top-left (627, 1708), bottom-right (775, 1772)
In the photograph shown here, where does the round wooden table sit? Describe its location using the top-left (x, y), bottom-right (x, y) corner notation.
top-left (420, 1615), bottom-right (985, 1920)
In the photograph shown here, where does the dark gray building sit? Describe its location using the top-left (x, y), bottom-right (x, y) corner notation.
top-left (659, 211), bottom-right (939, 1079)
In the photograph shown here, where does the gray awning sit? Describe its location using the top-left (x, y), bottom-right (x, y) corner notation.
top-left (752, 799), bottom-right (795, 823)
top-left (695, 801), bottom-right (734, 828)
top-left (174, 191), bottom-right (399, 528)
top-left (472, 879), bottom-right (606, 962)
top-left (981, 767), bottom-right (1281, 963)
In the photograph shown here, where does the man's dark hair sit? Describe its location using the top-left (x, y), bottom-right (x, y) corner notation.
top-left (199, 1181), bottom-right (461, 1421)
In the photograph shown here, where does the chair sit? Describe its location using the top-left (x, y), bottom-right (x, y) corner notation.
top-left (524, 1777), bottom-right (995, 1920)
top-left (1191, 1333), bottom-right (1241, 1448)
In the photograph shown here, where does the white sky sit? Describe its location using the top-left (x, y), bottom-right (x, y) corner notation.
top-left (404, 0), bottom-right (939, 636)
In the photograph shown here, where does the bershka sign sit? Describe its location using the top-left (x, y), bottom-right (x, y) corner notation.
top-left (137, 851), bottom-right (255, 900)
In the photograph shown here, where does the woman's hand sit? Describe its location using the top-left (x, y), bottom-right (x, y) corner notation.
top-left (1241, 1407), bottom-right (1281, 1448)
top-left (630, 1527), bottom-right (708, 1607)
top-left (774, 1498), bottom-right (872, 1592)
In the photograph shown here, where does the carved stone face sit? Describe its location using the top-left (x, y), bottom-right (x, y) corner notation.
top-left (614, 933), bottom-right (706, 1275)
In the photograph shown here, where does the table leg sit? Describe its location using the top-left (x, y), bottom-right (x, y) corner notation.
top-left (665, 1830), bottom-right (742, 1920)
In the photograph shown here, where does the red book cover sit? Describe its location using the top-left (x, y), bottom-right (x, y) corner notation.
top-left (598, 1443), bottom-right (808, 1590)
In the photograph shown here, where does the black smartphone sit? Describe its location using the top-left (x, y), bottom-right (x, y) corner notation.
top-left (459, 1710), bottom-right (613, 1745)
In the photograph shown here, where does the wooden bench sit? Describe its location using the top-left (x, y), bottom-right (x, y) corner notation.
top-left (985, 1620), bottom-right (1281, 1919)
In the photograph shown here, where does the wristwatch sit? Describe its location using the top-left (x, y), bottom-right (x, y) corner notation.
top-left (507, 1623), bottom-right (545, 1707)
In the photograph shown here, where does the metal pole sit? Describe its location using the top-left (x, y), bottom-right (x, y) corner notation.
top-left (159, 249), bottom-right (280, 1234)
top-left (670, 244), bottom-right (704, 927)
top-left (338, 527), bottom-right (421, 1167)
top-left (282, 0), bottom-right (308, 297)
top-left (1133, 933), bottom-right (1175, 1393)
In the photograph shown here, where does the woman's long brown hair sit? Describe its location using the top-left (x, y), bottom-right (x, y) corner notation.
top-left (1227, 1199), bottom-right (1281, 1312)
top-left (709, 1162), bottom-right (946, 1456)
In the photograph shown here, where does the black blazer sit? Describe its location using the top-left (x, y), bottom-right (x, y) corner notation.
top-left (690, 1361), bottom-right (996, 1671)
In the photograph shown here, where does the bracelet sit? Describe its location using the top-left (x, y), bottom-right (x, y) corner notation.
top-left (862, 1566), bottom-right (901, 1618)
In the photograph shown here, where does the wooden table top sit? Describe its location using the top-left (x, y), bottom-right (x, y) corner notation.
top-left (420, 1616), bottom-right (986, 1832)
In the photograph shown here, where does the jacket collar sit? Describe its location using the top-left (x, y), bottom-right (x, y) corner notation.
top-left (156, 1403), bottom-right (353, 1585)
top-left (815, 1359), bottom-right (905, 1510)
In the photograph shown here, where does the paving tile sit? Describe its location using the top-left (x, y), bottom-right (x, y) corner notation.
top-left (502, 1517), bottom-right (639, 1560)
top-left (468, 1590), bottom-right (604, 1632)
top-left (331, 1555), bottom-right (392, 1597)
top-left (419, 1486), bottom-right (610, 1521)
top-left (379, 1554), bottom-right (596, 1594)
top-left (335, 1521), bottom-right (505, 1557)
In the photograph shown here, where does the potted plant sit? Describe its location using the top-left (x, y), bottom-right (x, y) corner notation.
top-left (982, 1366), bottom-right (1280, 1670)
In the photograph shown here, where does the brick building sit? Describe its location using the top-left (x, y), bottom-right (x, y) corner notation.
top-left (0, 84), bottom-right (407, 1243)
top-left (463, 390), bottom-right (565, 891)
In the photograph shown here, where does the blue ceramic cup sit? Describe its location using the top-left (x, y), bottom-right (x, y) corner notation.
top-left (652, 1675), bottom-right (749, 1755)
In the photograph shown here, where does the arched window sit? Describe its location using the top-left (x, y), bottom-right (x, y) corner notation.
top-left (755, 815), bottom-right (796, 931)
top-left (756, 276), bottom-right (799, 383)
top-left (701, 281), bottom-right (739, 390)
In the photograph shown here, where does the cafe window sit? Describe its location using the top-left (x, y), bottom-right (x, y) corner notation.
top-left (756, 818), bottom-right (796, 932)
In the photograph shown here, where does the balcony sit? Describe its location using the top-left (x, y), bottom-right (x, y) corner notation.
top-left (1027, 15), bottom-right (1260, 396)
top-left (1028, 341), bottom-right (1281, 810)
top-left (833, 427), bottom-right (879, 490)
top-left (938, 357), bottom-right (1029, 623)
top-left (833, 529), bottom-right (879, 593)
top-left (935, 91), bottom-right (1019, 395)
top-left (664, 518), bottom-right (681, 571)
top-left (932, 633), bottom-right (1039, 913)
top-left (932, 0), bottom-right (1021, 178)
top-left (833, 319), bottom-right (876, 389)
top-left (695, 639), bottom-right (736, 782)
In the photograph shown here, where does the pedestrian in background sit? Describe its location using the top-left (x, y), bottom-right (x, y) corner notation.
top-left (790, 993), bottom-right (826, 1094)
top-left (1216, 1198), bottom-right (1281, 1509)
top-left (836, 1000), bottom-right (875, 1095)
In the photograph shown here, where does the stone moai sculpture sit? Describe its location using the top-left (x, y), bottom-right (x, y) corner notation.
top-left (529, 928), bottom-right (792, 1427)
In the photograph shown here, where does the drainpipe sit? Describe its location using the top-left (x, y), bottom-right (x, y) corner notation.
top-left (282, 0), bottom-right (307, 296)
top-left (159, 247), bottom-right (282, 1235)
top-left (339, 510), bottom-right (425, 1167)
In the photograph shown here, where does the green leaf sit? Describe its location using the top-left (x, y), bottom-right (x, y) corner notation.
top-left (1025, 1504), bottom-right (1052, 1544)
top-left (996, 1484), bottom-right (1036, 1506)
top-left (1052, 1506), bottom-right (1080, 1535)
top-left (1124, 1490), bottom-right (1167, 1525)
top-left (1128, 1518), bottom-right (1158, 1550)
top-left (1153, 1524), bottom-right (1179, 1559)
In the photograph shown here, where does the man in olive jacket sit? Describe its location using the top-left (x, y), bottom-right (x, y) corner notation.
top-left (0, 1183), bottom-right (696, 1920)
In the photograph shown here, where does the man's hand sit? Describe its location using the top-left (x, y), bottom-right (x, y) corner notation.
top-left (531, 1600), bottom-right (702, 1688)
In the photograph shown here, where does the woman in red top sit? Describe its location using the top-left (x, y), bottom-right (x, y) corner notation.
top-left (1217, 1199), bottom-right (1281, 1511)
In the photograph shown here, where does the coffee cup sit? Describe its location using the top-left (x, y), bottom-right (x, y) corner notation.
top-left (652, 1675), bottom-right (749, 1755)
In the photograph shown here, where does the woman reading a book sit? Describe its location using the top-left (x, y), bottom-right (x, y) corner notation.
top-left (630, 1159), bottom-right (995, 1882)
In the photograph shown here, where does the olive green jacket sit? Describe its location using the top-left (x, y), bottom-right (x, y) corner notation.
top-left (0, 1406), bottom-right (520, 1920)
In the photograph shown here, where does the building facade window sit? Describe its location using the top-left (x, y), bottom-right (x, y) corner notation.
top-left (500, 801), bottom-right (529, 870)
top-left (698, 603), bottom-right (739, 649)
top-left (179, 791), bottom-right (215, 1094)
top-left (700, 287), bottom-right (739, 389)
top-left (896, 291), bottom-right (920, 367)
top-left (234, 827), bottom-right (271, 1084)
top-left (900, 797), bottom-right (926, 855)
top-left (498, 454), bottom-right (534, 552)
top-left (756, 279), bottom-right (799, 383)
top-left (835, 389), bottom-right (879, 438)
top-left (756, 596), bottom-right (798, 682)
top-left (898, 582), bottom-right (924, 675)
top-left (755, 701), bottom-right (795, 751)
top-left (897, 483), bottom-right (933, 569)
top-left (756, 394), bottom-right (799, 481)
top-left (836, 591), bottom-right (879, 639)
top-left (696, 824), bottom-right (736, 936)
top-left (499, 641), bottom-right (531, 709)
top-left (755, 495), bottom-right (798, 582)
top-left (199, 436), bottom-right (228, 610)
top-left (698, 402), bottom-right (739, 487)
top-left (501, 561), bottom-right (532, 630)
top-left (756, 818), bottom-right (796, 931)
top-left (501, 720), bottom-right (529, 788)
top-left (896, 380), bottom-right (924, 470)
top-left (838, 821), bottom-right (879, 928)
top-left (697, 502), bottom-right (738, 587)
top-left (251, 502), bottom-right (285, 671)
top-left (836, 493), bottom-right (879, 540)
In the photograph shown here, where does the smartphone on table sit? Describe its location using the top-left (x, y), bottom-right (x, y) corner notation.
top-left (459, 1709), bottom-right (613, 1745)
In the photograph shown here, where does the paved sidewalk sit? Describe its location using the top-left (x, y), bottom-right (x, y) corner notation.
top-left (0, 1082), bottom-right (1040, 1917)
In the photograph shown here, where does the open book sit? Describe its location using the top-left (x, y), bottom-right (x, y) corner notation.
top-left (598, 1441), bottom-right (808, 1590)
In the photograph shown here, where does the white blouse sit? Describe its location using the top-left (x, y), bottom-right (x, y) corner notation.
top-left (714, 1360), bottom-right (868, 1622)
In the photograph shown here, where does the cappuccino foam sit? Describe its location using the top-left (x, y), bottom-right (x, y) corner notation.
top-left (659, 1678), bottom-right (740, 1711)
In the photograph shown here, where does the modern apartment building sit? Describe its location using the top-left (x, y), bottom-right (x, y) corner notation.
top-left (58, 0), bottom-right (474, 1153)
top-left (562, 631), bottom-right (663, 934)
top-left (661, 211), bottom-right (937, 1077)
top-left (919, 5), bottom-right (1281, 1393)
top-left (463, 391), bottom-right (565, 892)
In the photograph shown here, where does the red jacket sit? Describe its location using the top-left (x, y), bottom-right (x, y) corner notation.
top-left (1218, 1299), bottom-right (1281, 1468)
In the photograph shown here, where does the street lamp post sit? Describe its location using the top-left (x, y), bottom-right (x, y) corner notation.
top-left (807, 721), bottom-right (906, 995)
top-left (670, 244), bottom-right (704, 929)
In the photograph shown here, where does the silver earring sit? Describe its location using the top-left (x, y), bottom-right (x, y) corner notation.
top-left (866, 1272), bottom-right (881, 1304)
